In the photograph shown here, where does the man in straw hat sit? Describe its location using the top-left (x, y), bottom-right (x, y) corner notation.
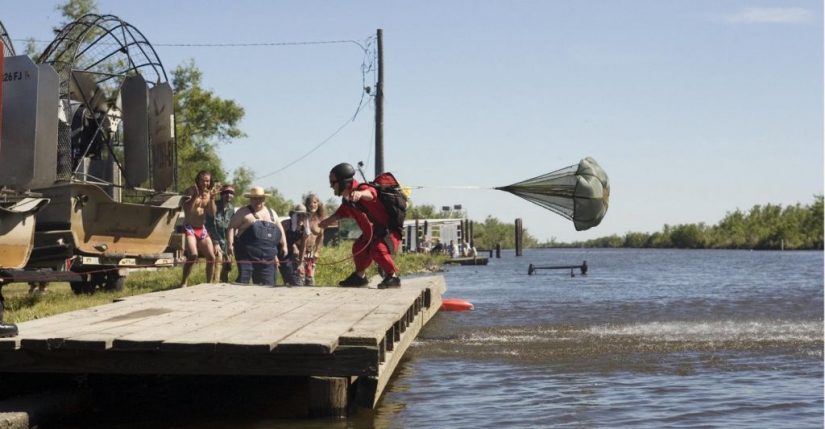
top-left (226, 186), bottom-right (287, 286)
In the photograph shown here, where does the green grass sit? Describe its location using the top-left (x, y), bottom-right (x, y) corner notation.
top-left (3, 244), bottom-right (447, 323)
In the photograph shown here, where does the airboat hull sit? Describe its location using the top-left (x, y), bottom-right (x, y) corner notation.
top-left (33, 183), bottom-right (184, 258)
top-left (0, 198), bottom-right (49, 269)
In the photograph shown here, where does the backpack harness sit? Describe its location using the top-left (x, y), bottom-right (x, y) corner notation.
top-left (347, 172), bottom-right (408, 254)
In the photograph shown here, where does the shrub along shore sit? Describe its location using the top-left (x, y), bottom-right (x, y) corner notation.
top-left (545, 196), bottom-right (824, 250)
top-left (3, 245), bottom-right (447, 324)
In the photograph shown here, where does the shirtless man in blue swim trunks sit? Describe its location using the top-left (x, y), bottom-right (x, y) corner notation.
top-left (180, 170), bottom-right (217, 287)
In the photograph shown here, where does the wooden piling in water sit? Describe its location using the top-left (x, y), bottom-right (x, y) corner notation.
top-left (308, 376), bottom-right (349, 418)
top-left (469, 221), bottom-right (474, 247)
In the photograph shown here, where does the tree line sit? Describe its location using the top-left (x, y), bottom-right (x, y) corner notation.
top-left (544, 196), bottom-right (823, 250)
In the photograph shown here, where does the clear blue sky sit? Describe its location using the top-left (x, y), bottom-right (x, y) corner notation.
top-left (6, 1), bottom-right (823, 242)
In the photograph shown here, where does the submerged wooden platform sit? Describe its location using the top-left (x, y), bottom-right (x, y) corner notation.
top-left (444, 256), bottom-right (489, 266)
top-left (0, 275), bottom-right (446, 411)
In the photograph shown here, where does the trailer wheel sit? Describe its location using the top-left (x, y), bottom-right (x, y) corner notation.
top-left (70, 280), bottom-right (95, 295)
top-left (104, 274), bottom-right (125, 292)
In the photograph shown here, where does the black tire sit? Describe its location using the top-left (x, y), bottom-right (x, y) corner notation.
top-left (70, 280), bottom-right (95, 295)
top-left (104, 274), bottom-right (125, 292)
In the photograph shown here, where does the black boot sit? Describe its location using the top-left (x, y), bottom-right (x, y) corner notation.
top-left (0, 288), bottom-right (18, 338)
top-left (0, 322), bottom-right (17, 338)
top-left (339, 272), bottom-right (369, 287)
top-left (378, 274), bottom-right (401, 289)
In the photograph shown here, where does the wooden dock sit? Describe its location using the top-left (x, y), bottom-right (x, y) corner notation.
top-left (444, 256), bottom-right (489, 266)
top-left (0, 275), bottom-right (446, 415)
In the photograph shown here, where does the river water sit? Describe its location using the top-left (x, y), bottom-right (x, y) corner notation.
top-left (366, 249), bottom-right (824, 428)
top-left (90, 249), bottom-right (823, 428)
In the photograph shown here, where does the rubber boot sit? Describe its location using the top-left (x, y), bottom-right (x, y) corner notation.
top-left (0, 287), bottom-right (18, 338)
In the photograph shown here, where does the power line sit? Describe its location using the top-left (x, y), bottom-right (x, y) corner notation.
top-left (256, 35), bottom-right (377, 179)
top-left (158, 39), bottom-right (367, 48)
top-left (15, 34), bottom-right (379, 178)
top-left (256, 101), bottom-right (372, 180)
top-left (14, 38), bottom-right (367, 49)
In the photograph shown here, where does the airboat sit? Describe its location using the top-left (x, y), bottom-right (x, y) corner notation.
top-left (1, 15), bottom-right (184, 293)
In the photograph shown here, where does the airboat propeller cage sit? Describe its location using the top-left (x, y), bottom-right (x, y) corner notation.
top-left (496, 157), bottom-right (610, 231)
top-left (0, 21), bottom-right (14, 57)
top-left (36, 13), bottom-right (176, 191)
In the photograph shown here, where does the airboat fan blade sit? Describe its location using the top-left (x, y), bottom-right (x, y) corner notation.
top-left (148, 82), bottom-right (175, 192)
top-left (496, 157), bottom-right (610, 231)
top-left (121, 74), bottom-right (150, 188)
top-left (69, 71), bottom-right (107, 113)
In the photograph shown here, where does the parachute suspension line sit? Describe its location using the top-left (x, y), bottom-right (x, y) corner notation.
top-left (407, 185), bottom-right (492, 190)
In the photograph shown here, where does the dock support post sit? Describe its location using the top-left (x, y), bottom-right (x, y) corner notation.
top-left (469, 221), bottom-right (474, 246)
top-left (415, 218), bottom-right (420, 251)
top-left (495, 244), bottom-right (501, 258)
top-left (515, 218), bottom-right (523, 257)
top-left (308, 376), bottom-right (349, 418)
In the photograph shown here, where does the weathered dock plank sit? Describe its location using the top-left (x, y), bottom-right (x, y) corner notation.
top-left (61, 309), bottom-right (197, 351)
top-left (213, 301), bottom-right (344, 354)
top-left (157, 301), bottom-right (308, 353)
top-left (111, 300), bottom-right (262, 351)
top-left (274, 302), bottom-right (381, 354)
top-left (0, 301), bottom-right (183, 351)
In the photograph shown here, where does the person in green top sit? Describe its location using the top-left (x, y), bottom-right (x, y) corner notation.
top-left (206, 184), bottom-right (236, 283)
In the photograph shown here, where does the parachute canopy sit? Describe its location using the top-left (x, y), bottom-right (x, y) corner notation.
top-left (495, 157), bottom-right (610, 231)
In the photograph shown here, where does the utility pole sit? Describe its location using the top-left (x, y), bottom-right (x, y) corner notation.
top-left (374, 28), bottom-right (385, 176)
